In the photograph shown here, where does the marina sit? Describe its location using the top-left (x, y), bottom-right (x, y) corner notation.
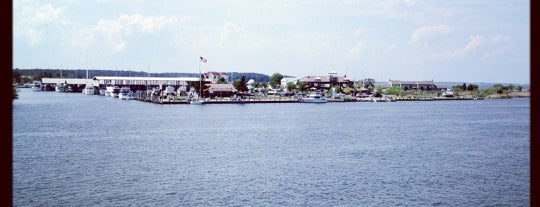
top-left (33, 76), bottom-right (492, 105)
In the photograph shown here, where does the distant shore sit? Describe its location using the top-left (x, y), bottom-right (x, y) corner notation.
top-left (486, 91), bottom-right (530, 99)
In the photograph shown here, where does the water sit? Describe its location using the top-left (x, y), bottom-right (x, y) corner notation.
top-left (13, 88), bottom-right (530, 206)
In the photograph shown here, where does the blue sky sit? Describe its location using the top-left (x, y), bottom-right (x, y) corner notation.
top-left (13, 0), bottom-right (530, 84)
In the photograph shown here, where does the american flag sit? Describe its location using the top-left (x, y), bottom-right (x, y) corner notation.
top-left (200, 56), bottom-right (207, 63)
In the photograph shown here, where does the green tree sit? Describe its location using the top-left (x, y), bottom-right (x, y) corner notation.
top-left (384, 86), bottom-right (404, 96)
top-left (342, 87), bottom-right (353, 95)
top-left (461, 83), bottom-right (467, 91)
top-left (192, 74), bottom-right (210, 95)
top-left (467, 84), bottom-right (478, 91)
top-left (492, 84), bottom-right (505, 94)
top-left (233, 75), bottom-right (248, 92)
top-left (374, 85), bottom-right (383, 93)
top-left (217, 76), bottom-right (227, 84)
top-left (508, 84), bottom-right (514, 91)
top-left (297, 81), bottom-right (308, 93)
top-left (13, 70), bottom-right (21, 84)
top-left (269, 73), bottom-right (283, 89)
top-left (286, 82), bottom-right (297, 92)
top-left (365, 82), bottom-right (375, 93)
top-left (517, 85), bottom-right (523, 92)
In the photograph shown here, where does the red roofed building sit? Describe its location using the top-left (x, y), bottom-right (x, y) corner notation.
top-left (297, 71), bottom-right (354, 90)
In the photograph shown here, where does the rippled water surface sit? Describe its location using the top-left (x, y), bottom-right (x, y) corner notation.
top-left (13, 89), bottom-right (530, 206)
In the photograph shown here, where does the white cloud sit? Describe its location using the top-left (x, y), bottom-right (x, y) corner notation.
top-left (433, 34), bottom-right (510, 58)
top-left (14, 2), bottom-right (69, 45)
top-left (217, 22), bottom-right (244, 47)
top-left (452, 35), bottom-right (485, 57)
top-left (73, 14), bottom-right (188, 54)
top-left (410, 24), bottom-right (451, 46)
top-left (33, 4), bottom-right (65, 24)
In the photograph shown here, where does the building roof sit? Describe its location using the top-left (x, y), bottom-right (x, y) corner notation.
top-left (208, 84), bottom-right (237, 93)
top-left (388, 80), bottom-right (435, 85)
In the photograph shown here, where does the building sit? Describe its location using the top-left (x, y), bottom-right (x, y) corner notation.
top-left (207, 83), bottom-right (237, 98)
top-left (203, 71), bottom-right (229, 83)
top-left (297, 71), bottom-right (354, 91)
top-left (387, 79), bottom-right (438, 91)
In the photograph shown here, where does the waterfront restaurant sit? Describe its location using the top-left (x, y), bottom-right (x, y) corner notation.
top-left (387, 79), bottom-right (439, 91)
top-left (297, 71), bottom-right (355, 91)
top-left (207, 83), bottom-right (237, 98)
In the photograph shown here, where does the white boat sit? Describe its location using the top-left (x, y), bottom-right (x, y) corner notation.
top-left (55, 83), bottom-right (66, 92)
top-left (118, 87), bottom-right (132, 100)
top-left (105, 85), bottom-right (115, 97)
top-left (301, 90), bottom-right (327, 103)
top-left (190, 92), bottom-right (205, 105)
top-left (31, 81), bottom-right (42, 92)
top-left (111, 86), bottom-right (120, 98)
top-left (82, 84), bottom-right (94, 95)
top-left (442, 89), bottom-right (454, 97)
top-left (99, 88), bottom-right (106, 96)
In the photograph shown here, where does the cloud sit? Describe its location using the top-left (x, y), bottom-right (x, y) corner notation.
top-left (451, 35), bottom-right (485, 57)
top-left (217, 22), bottom-right (244, 47)
top-left (409, 24), bottom-right (451, 46)
top-left (433, 34), bottom-right (510, 58)
top-left (73, 14), bottom-right (189, 54)
top-left (14, 2), bottom-right (69, 45)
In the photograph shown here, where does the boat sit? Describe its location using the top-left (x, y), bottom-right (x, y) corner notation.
top-left (99, 87), bottom-right (106, 96)
top-left (442, 89), bottom-right (454, 97)
top-left (31, 81), bottom-right (42, 92)
top-left (82, 84), bottom-right (94, 95)
top-left (190, 92), bottom-right (205, 105)
top-left (300, 90), bottom-right (327, 103)
top-left (118, 87), bottom-right (132, 100)
top-left (111, 86), bottom-right (120, 98)
top-left (55, 83), bottom-right (66, 92)
top-left (81, 57), bottom-right (94, 95)
top-left (105, 85), bottom-right (115, 97)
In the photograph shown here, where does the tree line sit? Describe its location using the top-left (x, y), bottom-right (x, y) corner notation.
top-left (12, 68), bottom-right (271, 85)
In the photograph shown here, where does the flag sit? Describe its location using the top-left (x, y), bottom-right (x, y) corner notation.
top-left (200, 56), bottom-right (207, 63)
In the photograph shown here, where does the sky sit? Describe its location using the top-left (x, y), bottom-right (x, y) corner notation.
top-left (13, 0), bottom-right (530, 84)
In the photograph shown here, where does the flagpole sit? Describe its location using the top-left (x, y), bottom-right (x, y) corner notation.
top-left (197, 55), bottom-right (202, 99)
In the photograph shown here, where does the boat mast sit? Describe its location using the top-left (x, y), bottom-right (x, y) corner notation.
top-left (86, 54), bottom-right (89, 79)
top-left (199, 56), bottom-right (202, 99)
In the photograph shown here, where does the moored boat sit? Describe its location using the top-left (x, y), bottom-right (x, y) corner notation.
top-left (300, 90), bottom-right (327, 103)
top-left (55, 83), bottom-right (66, 92)
top-left (118, 87), bottom-right (132, 100)
top-left (31, 81), bottom-right (42, 92)
top-left (111, 86), bottom-right (120, 98)
top-left (82, 84), bottom-right (94, 95)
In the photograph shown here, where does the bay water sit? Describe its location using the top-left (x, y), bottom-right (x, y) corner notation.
top-left (13, 88), bottom-right (530, 206)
